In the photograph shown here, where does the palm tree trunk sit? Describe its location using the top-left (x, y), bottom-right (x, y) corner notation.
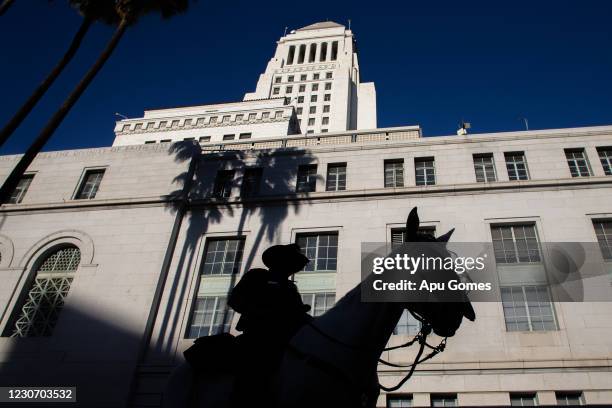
top-left (0, 0), bottom-right (15, 16)
top-left (0, 18), bottom-right (128, 204)
top-left (0, 17), bottom-right (93, 148)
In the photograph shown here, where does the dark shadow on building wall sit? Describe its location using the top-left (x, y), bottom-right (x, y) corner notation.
top-left (146, 141), bottom-right (320, 363)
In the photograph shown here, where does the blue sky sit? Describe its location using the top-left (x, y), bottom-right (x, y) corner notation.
top-left (1, 0), bottom-right (611, 154)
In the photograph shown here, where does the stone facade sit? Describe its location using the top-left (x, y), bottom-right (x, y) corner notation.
top-left (1, 21), bottom-right (611, 408)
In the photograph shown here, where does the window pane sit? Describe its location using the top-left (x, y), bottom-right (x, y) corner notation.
top-left (187, 296), bottom-right (233, 338)
top-left (75, 169), bottom-right (105, 200)
top-left (296, 165), bottom-right (317, 193)
top-left (385, 160), bottom-right (404, 188)
top-left (8, 174), bottom-right (34, 204)
top-left (7, 246), bottom-right (81, 337)
top-left (296, 233), bottom-right (338, 272)
top-left (326, 163), bottom-right (347, 191)
top-left (593, 220), bottom-right (612, 260)
top-left (202, 238), bottom-right (245, 276)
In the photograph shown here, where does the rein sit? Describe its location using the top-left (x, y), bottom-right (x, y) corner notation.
top-left (305, 310), bottom-right (447, 392)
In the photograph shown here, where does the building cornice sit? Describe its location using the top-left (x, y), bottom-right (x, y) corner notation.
top-left (3, 177), bottom-right (609, 214)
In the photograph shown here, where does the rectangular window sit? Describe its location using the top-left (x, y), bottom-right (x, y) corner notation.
top-left (391, 226), bottom-right (436, 245)
top-left (275, 76), bottom-right (281, 83)
top-left (326, 163), bottom-right (346, 191)
top-left (415, 157), bottom-right (436, 186)
top-left (262, 112), bottom-right (270, 119)
top-left (393, 310), bottom-right (421, 335)
top-left (430, 394), bottom-right (457, 407)
top-left (186, 296), bottom-right (233, 338)
top-left (75, 169), bottom-right (105, 200)
top-left (288, 75), bottom-right (294, 82)
top-left (491, 224), bottom-right (540, 263)
top-left (199, 136), bottom-right (211, 143)
top-left (387, 395), bottom-right (413, 408)
top-left (505, 151), bottom-right (530, 180)
top-left (296, 164), bottom-right (317, 192)
top-left (597, 147), bottom-right (612, 175)
top-left (241, 168), bottom-right (262, 198)
top-left (286, 86), bottom-right (293, 93)
top-left (223, 134), bottom-right (235, 141)
top-left (296, 232), bottom-right (338, 272)
top-left (146, 122), bottom-right (154, 129)
top-left (144, 141), bottom-right (156, 144)
top-left (297, 96), bottom-right (304, 103)
top-left (160, 139), bottom-right (172, 143)
top-left (322, 117), bottom-right (329, 125)
top-left (272, 87), bottom-right (280, 95)
top-left (235, 114), bottom-right (244, 121)
top-left (311, 95), bottom-right (318, 103)
top-left (313, 73), bottom-right (320, 80)
top-left (301, 292), bottom-right (335, 316)
top-left (501, 285), bottom-right (556, 331)
top-left (555, 391), bottom-right (584, 405)
top-left (308, 118), bottom-right (315, 126)
top-left (593, 220), bottom-right (612, 260)
top-left (321, 129), bottom-right (328, 133)
top-left (565, 148), bottom-right (591, 177)
top-left (239, 133), bottom-right (252, 140)
top-left (325, 82), bottom-right (332, 90)
top-left (326, 72), bottom-right (333, 79)
top-left (183, 137), bottom-right (195, 141)
top-left (222, 115), bottom-right (230, 123)
top-left (473, 153), bottom-right (497, 182)
top-left (213, 170), bottom-right (234, 198)
top-left (324, 94), bottom-right (331, 101)
top-left (309, 106), bottom-right (316, 114)
top-left (300, 74), bottom-right (307, 81)
top-left (209, 116), bottom-right (218, 123)
top-left (299, 84), bottom-right (306, 92)
top-left (159, 120), bottom-right (167, 128)
top-left (183, 119), bottom-right (192, 127)
top-left (510, 393), bottom-right (537, 406)
top-left (248, 113), bottom-right (256, 120)
top-left (201, 238), bottom-right (245, 276)
top-left (8, 174), bottom-right (34, 204)
top-left (323, 105), bottom-right (330, 113)
top-left (196, 118), bottom-right (205, 126)
top-left (312, 83), bottom-right (319, 91)
top-left (171, 119), bottom-right (180, 127)
top-left (384, 159), bottom-right (404, 188)
top-left (134, 123), bottom-right (143, 130)
top-left (296, 107), bottom-right (303, 115)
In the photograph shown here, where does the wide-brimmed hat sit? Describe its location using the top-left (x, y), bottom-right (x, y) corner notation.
top-left (262, 244), bottom-right (309, 274)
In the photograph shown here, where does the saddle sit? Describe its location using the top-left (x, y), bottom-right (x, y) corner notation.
top-left (183, 333), bottom-right (239, 376)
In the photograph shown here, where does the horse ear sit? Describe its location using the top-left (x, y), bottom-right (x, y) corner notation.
top-left (437, 228), bottom-right (455, 243)
top-left (405, 207), bottom-right (419, 241)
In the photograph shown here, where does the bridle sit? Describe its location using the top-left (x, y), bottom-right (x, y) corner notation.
top-left (305, 309), bottom-right (447, 393)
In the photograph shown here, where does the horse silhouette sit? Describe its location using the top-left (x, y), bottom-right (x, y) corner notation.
top-left (163, 207), bottom-right (475, 408)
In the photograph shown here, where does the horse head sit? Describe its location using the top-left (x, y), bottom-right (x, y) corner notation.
top-left (399, 207), bottom-right (476, 338)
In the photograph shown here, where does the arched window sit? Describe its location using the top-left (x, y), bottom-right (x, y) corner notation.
top-left (298, 44), bottom-right (306, 64)
top-left (8, 246), bottom-right (81, 337)
top-left (308, 43), bottom-right (317, 63)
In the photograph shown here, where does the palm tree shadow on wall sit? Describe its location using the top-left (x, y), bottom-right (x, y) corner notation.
top-left (149, 141), bottom-right (322, 362)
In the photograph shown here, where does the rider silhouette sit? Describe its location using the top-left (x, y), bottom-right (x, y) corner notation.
top-left (228, 243), bottom-right (312, 407)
